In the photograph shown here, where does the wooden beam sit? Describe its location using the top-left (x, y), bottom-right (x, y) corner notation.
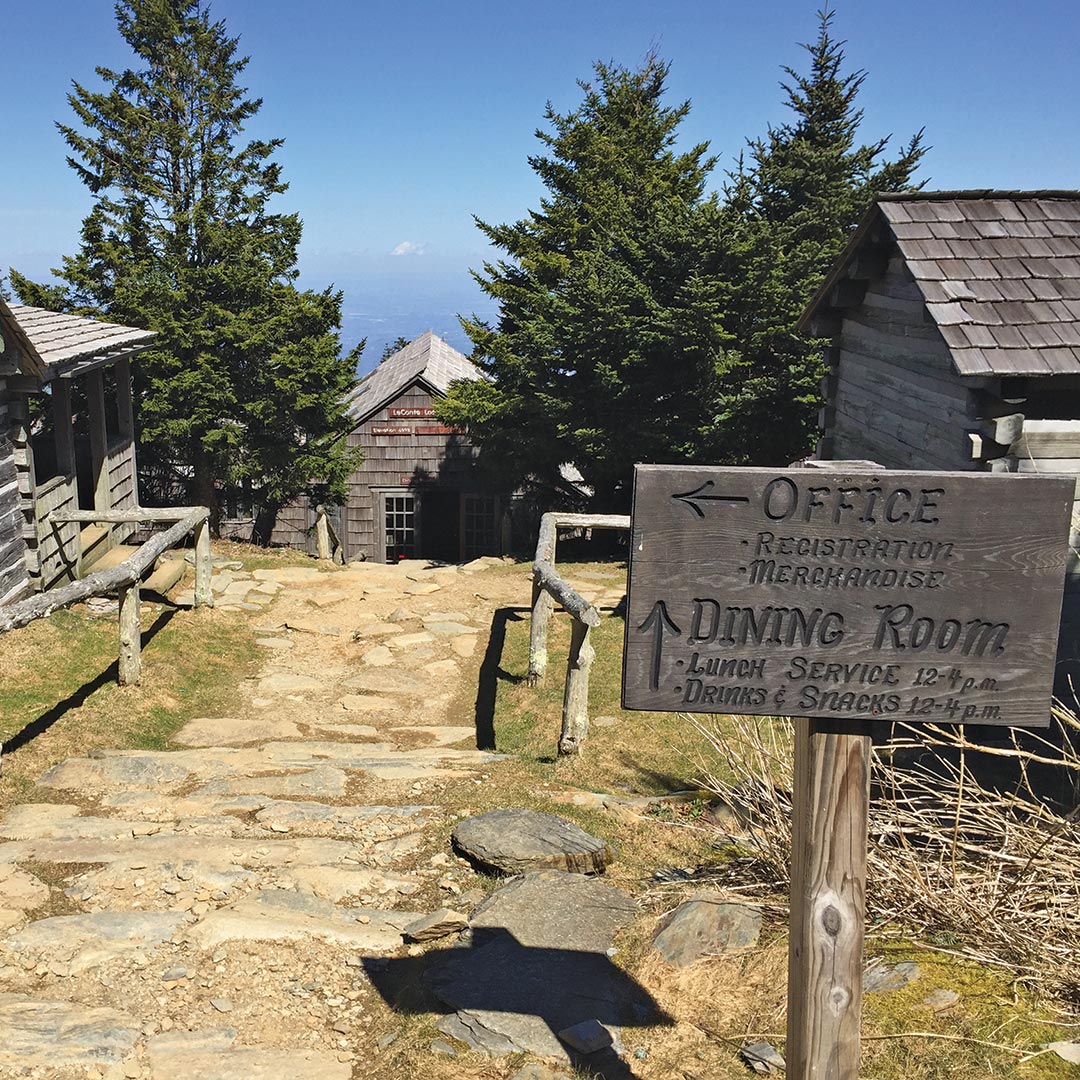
top-left (786, 717), bottom-right (872, 1080)
top-left (4, 375), bottom-right (44, 394)
top-left (976, 412), bottom-right (1024, 446)
top-left (48, 507), bottom-right (204, 524)
top-left (52, 379), bottom-right (76, 476)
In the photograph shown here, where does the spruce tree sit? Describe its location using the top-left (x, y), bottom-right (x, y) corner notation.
top-left (439, 57), bottom-right (730, 510)
top-left (711, 7), bottom-right (926, 464)
top-left (11, 0), bottom-right (359, 528)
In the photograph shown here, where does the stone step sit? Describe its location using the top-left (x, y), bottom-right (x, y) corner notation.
top-left (0, 995), bottom-right (141, 1069)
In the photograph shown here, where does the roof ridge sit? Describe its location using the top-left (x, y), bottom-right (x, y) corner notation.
top-left (879, 189), bottom-right (1080, 202)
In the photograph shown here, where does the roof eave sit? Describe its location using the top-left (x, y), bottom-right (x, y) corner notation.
top-left (349, 373), bottom-right (447, 428)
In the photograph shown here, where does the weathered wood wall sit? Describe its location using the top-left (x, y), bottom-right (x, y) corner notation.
top-left (0, 377), bottom-right (30, 605)
top-left (825, 255), bottom-right (981, 470)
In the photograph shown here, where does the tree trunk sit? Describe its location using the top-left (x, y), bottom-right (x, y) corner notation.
top-left (252, 501), bottom-right (280, 547)
top-left (192, 450), bottom-right (219, 535)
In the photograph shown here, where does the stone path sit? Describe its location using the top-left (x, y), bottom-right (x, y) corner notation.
top-left (0, 554), bottom-right (633, 1079)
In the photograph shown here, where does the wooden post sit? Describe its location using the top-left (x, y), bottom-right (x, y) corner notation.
top-left (786, 717), bottom-right (872, 1080)
top-left (528, 576), bottom-right (555, 685)
top-left (118, 582), bottom-right (141, 685)
top-left (558, 618), bottom-right (595, 756)
top-left (86, 370), bottom-right (109, 511)
top-left (193, 516), bottom-right (213, 608)
top-left (315, 506), bottom-right (332, 561)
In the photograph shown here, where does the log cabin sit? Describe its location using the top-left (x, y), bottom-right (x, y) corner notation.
top-left (0, 299), bottom-right (156, 603)
top-left (273, 331), bottom-right (506, 563)
top-left (799, 189), bottom-right (1080, 684)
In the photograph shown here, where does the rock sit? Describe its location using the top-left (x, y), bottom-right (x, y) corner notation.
top-left (390, 631), bottom-right (436, 649)
top-left (148, 1047), bottom-right (351, 1079)
top-left (1046, 1042), bottom-right (1080, 1064)
top-left (741, 1041), bottom-right (786, 1074)
top-left (376, 1033), bottom-right (399, 1049)
top-left (195, 766), bottom-right (348, 800)
top-left (451, 636), bottom-right (477, 658)
top-left (146, 1028), bottom-right (238, 1056)
top-left (172, 716), bottom-right (303, 747)
top-left (391, 726), bottom-right (475, 747)
top-left (923, 988), bottom-right (959, 1011)
top-left (403, 909), bottom-right (468, 942)
top-left (652, 898), bottom-right (761, 967)
top-left (254, 638), bottom-right (293, 650)
top-left (252, 567), bottom-right (326, 583)
top-left (403, 581), bottom-right (441, 595)
top-left (338, 694), bottom-right (396, 714)
top-left (0, 864), bottom-right (50, 910)
top-left (557, 1019), bottom-right (613, 1054)
top-left (424, 621), bottom-right (477, 636)
top-left (161, 965), bottom-right (189, 982)
top-left (343, 671), bottom-right (433, 696)
top-left (864, 960), bottom-right (920, 993)
top-left (429, 1039), bottom-right (458, 1057)
top-left (210, 998), bottom-right (233, 1013)
top-left (258, 672), bottom-right (322, 695)
top-left (187, 889), bottom-right (417, 951)
top-left (3, 911), bottom-right (187, 974)
top-left (387, 607), bottom-right (416, 623)
top-left (0, 994), bottom-right (141, 1067)
top-left (425, 871), bottom-right (647, 1061)
top-left (509, 1066), bottom-right (573, 1080)
top-left (352, 622), bottom-right (405, 638)
top-left (362, 645), bottom-right (394, 667)
top-left (305, 589), bottom-right (346, 607)
top-left (39, 754), bottom-right (190, 794)
top-left (452, 809), bottom-right (613, 875)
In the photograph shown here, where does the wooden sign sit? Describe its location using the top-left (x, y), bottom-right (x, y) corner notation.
top-left (623, 465), bottom-right (1073, 728)
top-left (415, 424), bottom-right (459, 436)
top-left (388, 407), bottom-right (437, 419)
top-left (371, 425), bottom-right (413, 435)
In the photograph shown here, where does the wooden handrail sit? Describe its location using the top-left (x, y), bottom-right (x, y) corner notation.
top-left (0, 505), bottom-right (213, 685)
top-left (528, 511), bottom-right (630, 756)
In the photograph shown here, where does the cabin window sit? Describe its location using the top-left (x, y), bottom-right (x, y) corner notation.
top-left (463, 493), bottom-right (497, 559)
top-left (384, 494), bottom-right (417, 562)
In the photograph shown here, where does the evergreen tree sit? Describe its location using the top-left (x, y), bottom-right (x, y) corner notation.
top-left (711, 7), bottom-right (926, 464)
top-left (11, 0), bottom-right (359, 528)
top-left (439, 56), bottom-right (730, 510)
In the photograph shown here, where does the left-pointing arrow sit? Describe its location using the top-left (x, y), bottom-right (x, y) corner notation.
top-left (672, 479), bottom-right (749, 518)
top-left (638, 600), bottom-right (682, 691)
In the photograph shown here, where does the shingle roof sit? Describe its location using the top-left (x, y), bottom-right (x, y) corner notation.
top-left (802, 190), bottom-right (1080, 377)
top-left (345, 331), bottom-right (481, 422)
top-left (0, 300), bottom-right (157, 379)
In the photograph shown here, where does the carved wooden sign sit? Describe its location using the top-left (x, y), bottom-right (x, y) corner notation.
top-left (623, 465), bottom-right (1074, 728)
top-left (371, 425), bottom-right (413, 435)
top-left (388, 407), bottom-right (437, 419)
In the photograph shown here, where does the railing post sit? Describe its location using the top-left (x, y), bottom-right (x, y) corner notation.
top-left (118, 582), bottom-right (142, 685)
top-left (528, 571), bottom-right (555, 686)
top-left (315, 505), bottom-right (332, 561)
top-left (558, 618), bottom-right (594, 756)
top-left (194, 515), bottom-right (213, 607)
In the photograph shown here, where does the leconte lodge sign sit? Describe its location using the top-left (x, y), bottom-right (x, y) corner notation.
top-left (623, 465), bottom-right (1074, 729)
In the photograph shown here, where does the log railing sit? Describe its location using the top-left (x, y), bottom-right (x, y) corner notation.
top-left (314, 504), bottom-right (346, 564)
top-left (0, 506), bottom-right (212, 686)
top-left (529, 511), bottom-right (630, 755)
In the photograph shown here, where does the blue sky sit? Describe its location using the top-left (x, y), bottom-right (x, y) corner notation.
top-left (5, 1), bottom-right (1080, 365)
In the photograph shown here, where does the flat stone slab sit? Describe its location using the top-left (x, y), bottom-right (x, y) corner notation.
top-left (453, 809), bottom-right (613, 875)
top-left (0, 864), bottom-right (49, 911)
top-left (258, 672), bottom-right (323, 695)
top-left (362, 645), bottom-right (394, 667)
top-left (0, 994), bottom-right (141, 1067)
top-left (149, 1046), bottom-right (352, 1080)
top-left (255, 637), bottom-right (293, 650)
top-left (424, 621), bottom-right (477, 636)
top-left (308, 722), bottom-right (381, 740)
top-left (195, 766), bottom-right (348, 799)
top-left (403, 581), bottom-right (442, 595)
top-left (352, 622), bottom-right (406, 638)
top-left (390, 631), bottom-right (436, 649)
top-left (39, 753), bottom-right (191, 794)
top-left (253, 801), bottom-right (433, 838)
top-left (187, 889), bottom-right (416, 951)
top-left (252, 567), bottom-right (327, 583)
top-left (173, 716), bottom-right (303, 747)
top-left (391, 725), bottom-right (476, 747)
top-left (403, 908), bottom-right (468, 942)
top-left (0, 806), bottom-right (149, 842)
top-left (284, 866), bottom-right (420, 902)
top-left (338, 694), bottom-right (398, 714)
top-left (3, 911), bottom-right (187, 974)
top-left (652, 898), bottom-right (761, 966)
top-left (342, 670), bottom-right (433, 695)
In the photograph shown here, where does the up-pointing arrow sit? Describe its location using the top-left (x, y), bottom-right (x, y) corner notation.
top-left (638, 600), bottom-right (682, 691)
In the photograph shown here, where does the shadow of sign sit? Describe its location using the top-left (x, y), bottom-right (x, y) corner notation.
top-left (363, 926), bottom-right (671, 1076)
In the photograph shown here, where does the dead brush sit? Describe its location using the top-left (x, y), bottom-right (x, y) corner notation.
top-left (682, 705), bottom-right (1080, 1010)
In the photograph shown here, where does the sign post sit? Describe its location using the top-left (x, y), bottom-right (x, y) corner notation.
top-left (622, 464), bottom-right (1073, 1079)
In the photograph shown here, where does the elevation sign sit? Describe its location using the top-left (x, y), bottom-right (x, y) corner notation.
top-left (623, 465), bottom-right (1074, 728)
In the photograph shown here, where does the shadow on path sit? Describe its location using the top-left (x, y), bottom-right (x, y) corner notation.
top-left (474, 607), bottom-right (527, 751)
top-left (364, 927), bottom-right (669, 1077)
top-left (3, 608), bottom-right (176, 755)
